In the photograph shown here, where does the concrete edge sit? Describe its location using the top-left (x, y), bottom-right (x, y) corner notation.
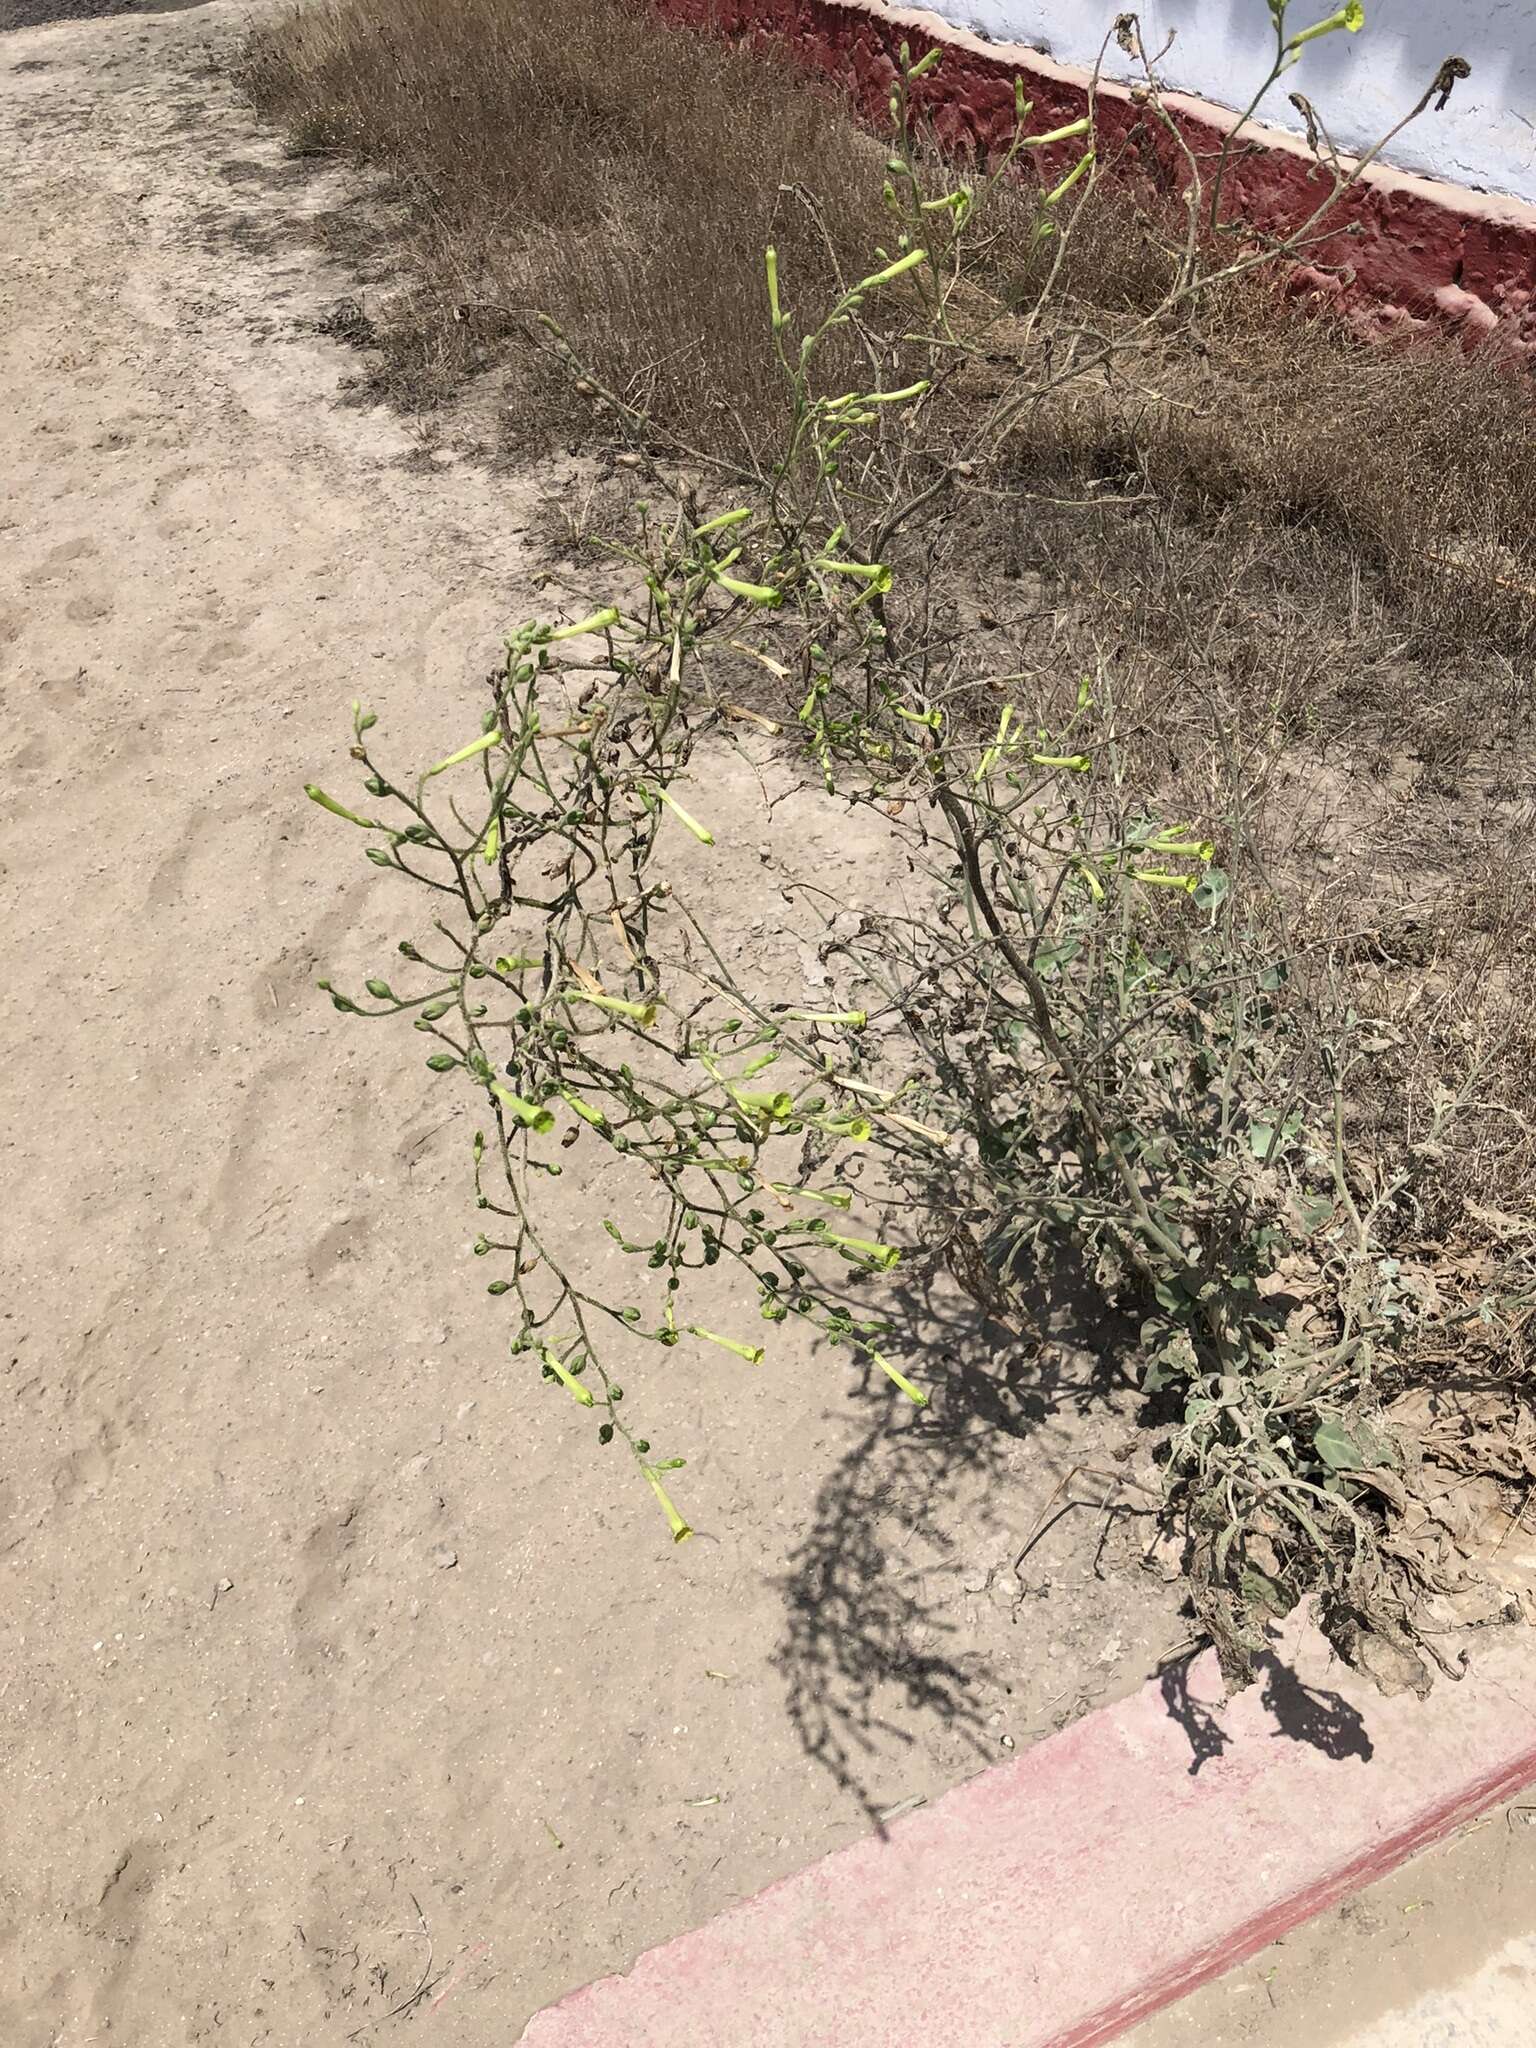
top-left (1059, 1703), bottom-right (1536, 2047)
top-left (517, 1617), bottom-right (1536, 2047)
top-left (650, 0), bottom-right (1536, 351)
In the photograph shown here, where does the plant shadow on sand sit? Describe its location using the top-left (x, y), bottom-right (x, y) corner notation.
top-left (775, 1255), bottom-right (1168, 1825)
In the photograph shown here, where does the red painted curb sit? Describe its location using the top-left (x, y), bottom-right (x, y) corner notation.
top-left (649, 0), bottom-right (1536, 354)
top-left (518, 1618), bottom-right (1536, 2046)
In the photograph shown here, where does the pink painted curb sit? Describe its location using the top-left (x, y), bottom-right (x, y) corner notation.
top-left (518, 1619), bottom-right (1536, 2047)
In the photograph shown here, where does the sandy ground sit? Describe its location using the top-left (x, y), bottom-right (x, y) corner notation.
top-left (0, 6), bottom-right (1190, 2042)
top-left (1128, 1798), bottom-right (1536, 2047)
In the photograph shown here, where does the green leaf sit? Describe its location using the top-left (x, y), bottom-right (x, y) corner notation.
top-left (1248, 1111), bottom-right (1302, 1160)
top-left (1192, 866), bottom-right (1230, 914)
top-left (1313, 1416), bottom-right (1382, 1471)
top-left (1033, 936), bottom-right (1082, 977)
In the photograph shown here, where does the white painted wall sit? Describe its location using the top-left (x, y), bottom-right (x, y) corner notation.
top-left (915, 0), bottom-right (1536, 203)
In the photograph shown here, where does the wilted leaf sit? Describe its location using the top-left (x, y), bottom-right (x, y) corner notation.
top-left (1240, 1565), bottom-right (1293, 1617)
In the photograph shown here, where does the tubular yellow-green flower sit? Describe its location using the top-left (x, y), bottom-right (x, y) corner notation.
top-left (648, 784), bottom-right (715, 845)
top-left (731, 1086), bottom-right (795, 1123)
top-left (711, 569), bottom-right (782, 608)
top-left (1044, 150), bottom-right (1095, 206)
top-left (694, 506), bottom-right (754, 538)
top-left (1289, 2), bottom-right (1364, 52)
top-left (1149, 836), bottom-right (1215, 862)
top-left (424, 730), bottom-right (502, 779)
top-left (540, 1346), bottom-right (595, 1407)
top-left (829, 380), bottom-right (931, 409)
top-left (644, 1465), bottom-right (693, 1544)
top-left (817, 558), bottom-right (892, 594)
top-left (491, 1082), bottom-right (556, 1134)
top-left (1022, 116), bottom-right (1092, 147)
top-left (567, 990), bottom-right (659, 1029)
top-left (1132, 869), bottom-right (1200, 892)
top-left (545, 607), bottom-right (620, 643)
top-left (820, 1114), bottom-right (873, 1143)
top-left (858, 247), bottom-right (930, 290)
top-left (830, 1233), bottom-right (902, 1270)
top-left (688, 1326), bottom-right (766, 1365)
top-left (869, 1350), bottom-right (929, 1405)
top-left (560, 1089), bottom-right (608, 1128)
top-left (765, 245), bottom-right (785, 330)
top-left (975, 703), bottom-right (1018, 783)
top-left (305, 785), bottom-right (378, 828)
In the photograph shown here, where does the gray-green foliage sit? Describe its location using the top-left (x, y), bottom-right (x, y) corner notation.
top-left (307, 16), bottom-right (1527, 1685)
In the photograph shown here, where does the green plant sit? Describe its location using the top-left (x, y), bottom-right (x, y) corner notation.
top-left (306, 16), bottom-right (1534, 1687)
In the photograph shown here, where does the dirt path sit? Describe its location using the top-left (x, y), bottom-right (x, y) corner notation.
top-left (0, 7), bottom-right (1185, 2042)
